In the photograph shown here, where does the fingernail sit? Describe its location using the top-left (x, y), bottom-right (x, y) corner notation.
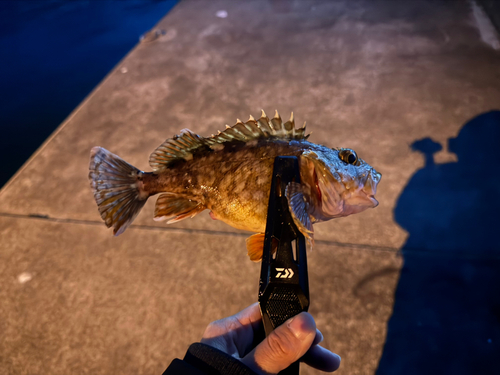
top-left (287, 317), bottom-right (302, 338)
top-left (287, 314), bottom-right (312, 339)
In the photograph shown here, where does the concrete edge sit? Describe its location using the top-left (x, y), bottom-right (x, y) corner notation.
top-left (0, 5), bottom-right (179, 195)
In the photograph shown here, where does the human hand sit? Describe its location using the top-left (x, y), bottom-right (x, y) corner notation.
top-left (200, 303), bottom-right (341, 375)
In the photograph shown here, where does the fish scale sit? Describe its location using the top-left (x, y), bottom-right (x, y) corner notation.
top-left (89, 110), bottom-right (381, 261)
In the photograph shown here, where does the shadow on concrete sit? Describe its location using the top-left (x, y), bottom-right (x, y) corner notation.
top-left (477, 0), bottom-right (500, 33)
top-left (376, 111), bottom-right (500, 375)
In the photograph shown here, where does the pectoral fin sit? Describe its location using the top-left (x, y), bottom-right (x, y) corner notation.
top-left (285, 182), bottom-right (314, 244)
top-left (154, 193), bottom-right (205, 223)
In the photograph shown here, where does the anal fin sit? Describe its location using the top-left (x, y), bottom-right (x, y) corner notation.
top-left (154, 193), bottom-right (205, 224)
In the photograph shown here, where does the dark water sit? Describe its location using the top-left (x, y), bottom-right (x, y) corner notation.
top-left (376, 111), bottom-right (500, 375)
top-left (0, 0), bottom-right (178, 188)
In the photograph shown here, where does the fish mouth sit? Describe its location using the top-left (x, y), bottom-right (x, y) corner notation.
top-left (300, 152), bottom-right (380, 219)
top-left (361, 191), bottom-right (379, 208)
top-left (341, 189), bottom-right (379, 212)
top-left (357, 169), bottom-right (380, 207)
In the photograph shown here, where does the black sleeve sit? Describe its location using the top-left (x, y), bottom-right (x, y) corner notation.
top-left (163, 343), bottom-right (259, 375)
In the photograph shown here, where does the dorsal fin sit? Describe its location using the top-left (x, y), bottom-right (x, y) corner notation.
top-left (205, 110), bottom-right (309, 146)
top-left (149, 129), bottom-right (206, 170)
top-left (149, 110), bottom-right (310, 171)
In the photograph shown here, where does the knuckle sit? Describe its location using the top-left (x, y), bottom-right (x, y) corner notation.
top-left (203, 317), bottom-right (241, 339)
top-left (203, 319), bottom-right (225, 337)
top-left (266, 329), bottom-right (299, 360)
top-left (202, 322), bottom-right (217, 337)
top-left (223, 317), bottom-right (242, 332)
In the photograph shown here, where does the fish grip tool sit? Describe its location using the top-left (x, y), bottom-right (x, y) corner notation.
top-left (258, 156), bottom-right (310, 375)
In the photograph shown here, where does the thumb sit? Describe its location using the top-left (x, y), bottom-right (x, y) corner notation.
top-left (242, 312), bottom-right (316, 375)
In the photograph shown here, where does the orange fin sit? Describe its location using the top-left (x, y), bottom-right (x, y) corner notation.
top-left (154, 193), bottom-right (205, 223)
top-left (285, 182), bottom-right (314, 245)
top-left (246, 233), bottom-right (266, 262)
top-left (246, 233), bottom-right (280, 262)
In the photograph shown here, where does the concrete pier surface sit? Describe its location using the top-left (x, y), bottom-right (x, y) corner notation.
top-left (1, 1), bottom-right (499, 374)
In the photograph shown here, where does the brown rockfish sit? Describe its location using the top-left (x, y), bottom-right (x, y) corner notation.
top-left (89, 110), bottom-right (381, 261)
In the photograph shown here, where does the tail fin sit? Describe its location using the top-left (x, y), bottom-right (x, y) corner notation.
top-left (89, 147), bottom-right (148, 236)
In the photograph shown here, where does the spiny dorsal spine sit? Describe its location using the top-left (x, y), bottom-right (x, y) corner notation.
top-left (207, 110), bottom-right (308, 144)
top-left (149, 110), bottom-right (309, 171)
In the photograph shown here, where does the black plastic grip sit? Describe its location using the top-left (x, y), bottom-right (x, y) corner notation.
top-left (258, 156), bottom-right (310, 375)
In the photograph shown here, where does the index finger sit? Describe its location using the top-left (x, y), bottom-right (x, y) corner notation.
top-left (233, 303), bottom-right (262, 328)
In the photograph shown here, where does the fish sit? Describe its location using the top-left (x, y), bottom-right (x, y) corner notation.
top-left (88, 110), bottom-right (381, 261)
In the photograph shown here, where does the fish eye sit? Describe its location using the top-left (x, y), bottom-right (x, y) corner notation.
top-left (338, 149), bottom-right (358, 165)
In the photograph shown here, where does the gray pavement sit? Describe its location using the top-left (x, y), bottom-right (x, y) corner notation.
top-left (1, 1), bottom-right (499, 374)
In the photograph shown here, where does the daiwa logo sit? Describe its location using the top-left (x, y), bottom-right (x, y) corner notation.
top-left (275, 268), bottom-right (294, 279)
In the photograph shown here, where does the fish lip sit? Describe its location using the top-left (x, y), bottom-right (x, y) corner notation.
top-left (368, 194), bottom-right (379, 207)
top-left (361, 170), bottom-right (380, 207)
top-left (361, 190), bottom-right (379, 207)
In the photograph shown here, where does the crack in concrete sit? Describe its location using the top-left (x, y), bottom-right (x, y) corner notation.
top-left (3, 212), bottom-right (500, 259)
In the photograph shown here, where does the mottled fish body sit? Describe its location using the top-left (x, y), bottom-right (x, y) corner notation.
top-left (89, 110), bottom-right (381, 261)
